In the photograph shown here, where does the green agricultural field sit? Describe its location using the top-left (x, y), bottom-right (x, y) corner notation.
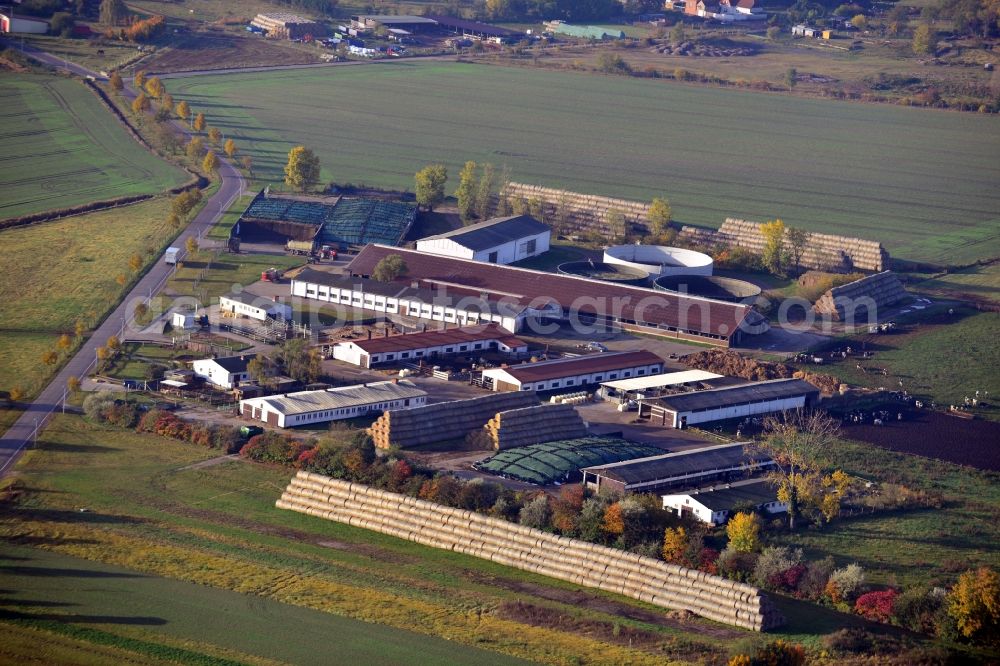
top-left (0, 74), bottom-right (188, 220)
top-left (167, 62), bottom-right (1000, 266)
top-left (911, 262), bottom-right (1000, 305)
top-left (0, 544), bottom-right (528, 666)
top-left (0, 197), bottom-right (176, 399)
top-left (166, 250), bottom-right (303, 302)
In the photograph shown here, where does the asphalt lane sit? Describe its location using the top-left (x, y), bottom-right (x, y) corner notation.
top-left (0, 42), bottom-right (245, 476)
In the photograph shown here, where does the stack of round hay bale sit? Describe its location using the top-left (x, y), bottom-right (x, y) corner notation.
top-left (277, 471), bottom-right (785, 631)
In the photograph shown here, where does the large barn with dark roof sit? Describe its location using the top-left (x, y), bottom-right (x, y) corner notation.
top-left (415, 215), bottom-right (550, 265)
top-left (345, 245), bottom-right (768, 346)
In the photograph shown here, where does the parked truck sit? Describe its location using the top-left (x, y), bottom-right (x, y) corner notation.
top-left (164, 247), bottom-right (180, 265)
top-left (286, 239), bottom-right (315, 256)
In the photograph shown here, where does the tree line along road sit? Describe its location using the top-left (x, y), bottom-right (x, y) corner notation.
top-left (0, 41), bottom-right (245, 476)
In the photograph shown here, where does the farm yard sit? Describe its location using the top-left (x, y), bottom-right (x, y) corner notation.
top-left (0, 75), bottom-right (189, 220)
top-left (0, 197), bottom-right (176, 400)
top-left (167, 61), bottom-right (1000, 266)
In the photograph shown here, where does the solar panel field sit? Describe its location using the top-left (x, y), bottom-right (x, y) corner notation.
top-left (0, 75), bottom-right (189, 220)
top-left (167, 62), bottom-right (1000, 265)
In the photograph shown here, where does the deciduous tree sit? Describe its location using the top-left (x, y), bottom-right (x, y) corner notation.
top-left (283, 146), bottom-right (321, 192)
top-left (175, 100), bottom-right (191, 125)
top-left (74, 320), bottom-right (86, 337)
top-left (760, 218), bottom-right (787, 275)
top-left (223, 138), bottom-right (237, 158)
top-left (134, 302), bottom-right (148, 320)
top-left (647, 197), bottom-right (672, 237)
top-left (455, 160), bottom-right (478, 222)
top-left (42, 350), bottom-right (59, 366)
top-left (371, 254), bottom-right (407, 282)
top-left (160, 93), bottom-right (173, 111)
top-left (207, 127), bottom-right (222, 144)
top-left (240, 154), bottom-right (253, 177)
top-left (202, 151), bottom-right (219, 173)
top-left (144, 76), bottom-right (164, 99)
top-left (8, 386), bottom-right (24, 402)
top-left (726, 512), bottom-right (761, 553)
top-left (100, 0), bottom-right (128, 25)
top-left (108, 71), bottom-right (123, 94)
top-left (67, 376), bottom-right (82, 393)
top-left (115, 272), bottom-right (127, 287)
top-left (192, 112), bottom-right (206, 133)
top-left (57, 333), bottom-right (73, 352)
top-left (132, 70), bottom-right (146, 89)
top-left (186, 137), bottom-right (205, 161)
top-left (948, 567), bottom-right (1000, 645)
top-left (474, 162), bottom-right (497, 219)
top-left (751, 410), bottom-right (840, 529)
top-left (785, 226), bottom-right (810, 273)
top-left (414, 163), bottom-right (448, 211)
top-left (185, 236), bottom-right (198, 255)
top-left (131, 93), bottom-right (151, 116)
top-left (912, 23), bottom-right (937, 54)
top-left (129, 253), bottom-right (142, 272)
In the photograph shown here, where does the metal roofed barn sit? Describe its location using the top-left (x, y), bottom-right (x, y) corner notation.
top-left (347, 245), bottom-right (764, 345)
top-left (646, 378), bottom-right (821, 429)
top-left (474, 436), bottom-right (664, 485)
top-left (480, 350), bottom-right (665, 392)
top-left (415, 215), bottom-right (550, 265)
top-left (239, 380), bottom-right (427, 428)
top-left (582, 442), bottom-right (774, 494)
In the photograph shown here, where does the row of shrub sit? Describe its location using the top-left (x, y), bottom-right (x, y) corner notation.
top-left (84, 394), bottom-right (243, 453)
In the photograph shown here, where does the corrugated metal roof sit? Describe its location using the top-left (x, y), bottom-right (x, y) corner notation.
top-left (651, 378), bottom-right (818, 413)
top-left (582, 442), bottom-right (771, 485)
top-left (419, 215), bottom-right (549, 252)
top-left (347, 323), bottom-right (527, 354)
top-left (249, 380), bottom-right (426, 416)
top-left (666, 479), bottom-right (780, 512)
top-left (488, 350), bottom-right (663, 384)
top-left (347, 245), bottom-right (750, 340)
top-left (601, 370), bottom-right (723, 392)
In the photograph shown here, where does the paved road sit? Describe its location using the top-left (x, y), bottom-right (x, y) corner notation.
top-left (0, 44), bottom-right (245, 476)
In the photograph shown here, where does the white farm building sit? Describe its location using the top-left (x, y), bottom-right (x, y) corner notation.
top-left (331, 324), bottom-right (528, 368)
top-left (239, 380), bottom-right (427, 428)
top-left (480, 350), bottom-right (665, 392)
top-left (415, 215), bottom-right (550, 264)
top-left (219, 292), bottom-right (292, 322)
top-left (646, 378), bottom-right (820, 429)
top-left (662, 479), bottom-right (787, 526)
top-left (192, 355), bottom-right (257, 389)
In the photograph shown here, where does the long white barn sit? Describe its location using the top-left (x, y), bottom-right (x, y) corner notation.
top-left (415, 215), bottom-right (550, 265)
top-left (239, 380), bottom-right (427, 428)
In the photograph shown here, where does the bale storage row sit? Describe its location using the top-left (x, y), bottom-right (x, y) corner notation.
top-left (813, 271), bottom-right (908, 320)
top-left (484, 403), bottom-right (588, 450)
top-left (501, 182), bottom-right (652, 237)
top-left (717, 218), bottom-right (888, 273)
top-left (277, 471), bottom-right (785, 631)
top-left (369, 391), bottom-right (540, 449)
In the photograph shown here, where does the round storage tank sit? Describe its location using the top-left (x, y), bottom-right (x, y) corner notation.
top-left (603, 244), bottom-right (713, 277)
top-left (557, 261), bottom-right (649, 286)
top-left (653, 275), bottom-right (762, 304)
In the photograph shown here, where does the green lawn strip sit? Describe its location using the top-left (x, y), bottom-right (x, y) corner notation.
top-left (772, 439), bottom-right (1000, 590)
top-left (0, 619), bottom-right (182, 666)
top-left (166, 62), bottom-right (1000, 265)
top-left (0, 74), bottom-right (188, 220)
top-left (0, 197), bottom-right (176, 398)
top-left (0, 543), bottom-right (526, 666)
top-left (167, 251), bottom-right (304, 302)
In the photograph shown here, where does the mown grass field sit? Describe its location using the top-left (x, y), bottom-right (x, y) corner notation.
top-left (912, 262), bottom-right (1000, 305)
top-left (0, 544), bottom-right (527, 666)
top-left (0, 74), bottom-right (189, 220)
top-left (0, 414), bottom-right (888, 664)
top-left (0, 197), bottom-right (175, 398)
top-left (166, 250), bottom-right (303, 302)
top-left (167, 62), bottom-right (1000, 266)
